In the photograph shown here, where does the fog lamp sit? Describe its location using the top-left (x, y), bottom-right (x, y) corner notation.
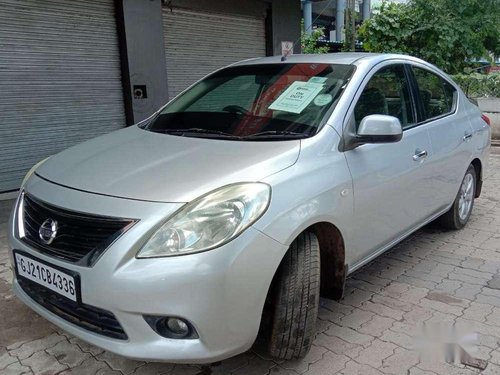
top-left (166, 318), bottom-right (189, 337)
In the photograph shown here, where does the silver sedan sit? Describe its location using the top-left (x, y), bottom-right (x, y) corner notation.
top-left (8, 53), bottom-right (490, 363)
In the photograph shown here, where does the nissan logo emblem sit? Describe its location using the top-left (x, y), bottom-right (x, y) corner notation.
top-left (39, 218), bottom-right (58, 245)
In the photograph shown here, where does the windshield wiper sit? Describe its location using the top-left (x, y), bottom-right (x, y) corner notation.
top-left (244, 130), bottom-right (306, 139)
top-left (158, 128), bottom-right (242, 139)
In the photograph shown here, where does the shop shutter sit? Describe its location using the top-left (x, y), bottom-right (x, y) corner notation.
top-left (163, 7), bottom-right (266, 98)
top-left (0, 0), bottom-right (125, 192)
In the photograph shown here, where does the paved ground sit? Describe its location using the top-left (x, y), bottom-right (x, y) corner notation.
top-left (1, 155), bottom-right (500, 375)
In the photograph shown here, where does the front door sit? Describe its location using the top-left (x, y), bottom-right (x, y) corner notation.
top-left (343, 63), bottom-right (433, 266)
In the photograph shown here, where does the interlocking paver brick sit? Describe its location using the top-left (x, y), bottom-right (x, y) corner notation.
top-left (207, 352), bottom-right (254, 375)
top-left (359, 301), bottom-right (404, 320)
top-left (9, 333), bottom-right (65, 360)
top-left (59, 357), bottom-right (112, 375)
top-left (0, 351), bottom-right (17, 370)
top-left (379, 330), bottom-right (414, 350)
top-left (354, 339), bottom-right (397, 368)
top-left (380, 347), bottom-right (419, 374)
top-left (314, 333), bottom-right (363, 358)
top-left (2, 362), bottom-right (32, 375)
top-left (305, 351), bottom-right (349, 375)
top-left (339, 309), bottom-right (375, 329)
top-left (20, 350), bottom-right (68, 374)
top-left (462, 302), bottom-right (493, 322)
top-left (325, 324), bottom-right (374, 346)
top-left (277, 345), bottom-right (326, 374)
top-left (341, 288), bottom-right (373, 307)
top-left (371, 294), bottom-right (414, 312)
top-left (359, 315), bottom-right (395, 337)
top-left (454, 283), bottom-right (484, 301)
top-left (45, 339), bottom-right (91, 368)
top-left (436, 279), bottom-right (462, 294)
top-left (96, 351), bottom-right (145, 374)
top-left (231, 357), bottom-right (276, 375)
top-left (481, 363), bottom-right (500, 375)
top-left (339, 360), bottom-right (384, 375)
top-left (69, 336), bottom-right (105, 356)
top-left (316, 317), bottom-right (333, 334)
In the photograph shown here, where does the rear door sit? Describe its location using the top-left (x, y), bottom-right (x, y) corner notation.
top-left (409, 65), bottom-right (474, 210)
top-left (343, 63), bottom-right (434, 266)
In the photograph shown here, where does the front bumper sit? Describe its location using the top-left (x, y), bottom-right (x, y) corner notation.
top-left (9, 176), bottom-right (287, 363)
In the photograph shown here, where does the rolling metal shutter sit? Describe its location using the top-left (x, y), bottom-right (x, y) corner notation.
top-left (163, 7), bottom-right (266, 98)
top-left (0, 0), bottom-right (126, 192)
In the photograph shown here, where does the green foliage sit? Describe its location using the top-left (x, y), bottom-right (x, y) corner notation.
top-left (301, 21), bottom-right (329, 54)
top-left (451, 72), bottom-right (500, 98)
top-left (358, 0), bottom-right (500, 74)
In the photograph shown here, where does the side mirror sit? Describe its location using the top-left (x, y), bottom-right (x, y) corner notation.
top-left (356, 114), bottom-right (403, 144)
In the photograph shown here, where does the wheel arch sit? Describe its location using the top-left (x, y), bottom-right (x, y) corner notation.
top-left (270, 220), bottom-right (347, 301)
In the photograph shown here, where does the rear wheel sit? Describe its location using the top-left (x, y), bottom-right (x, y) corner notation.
top-left (268, 232), bottom-right (320, 360)
top-left (439, 164), bottom-right (476, 230)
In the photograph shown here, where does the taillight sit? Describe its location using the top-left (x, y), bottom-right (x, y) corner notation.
top-left (481, 114), bottom-right (491, 126)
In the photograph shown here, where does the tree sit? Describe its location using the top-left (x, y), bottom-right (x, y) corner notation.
top-left (358, 0), bottom-right (500, 73)
top-left (301, 20), bottom-right (329, 54)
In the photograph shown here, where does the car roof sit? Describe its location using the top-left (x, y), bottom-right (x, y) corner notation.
top-left (232, 52), bottom-right (423, 67)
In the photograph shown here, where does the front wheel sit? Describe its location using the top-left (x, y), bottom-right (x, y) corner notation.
top-left (267, 232), bottom-right (320, 360)
top-left (439, 164), bottom-right (476, 230)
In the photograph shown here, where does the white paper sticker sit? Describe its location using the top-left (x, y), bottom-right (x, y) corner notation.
top-left (269, 81), bottom-right (324, 114)
top-left (313, 94), bottom-right (333, 107)
top-left (308, 77), bottom-right (328, 84)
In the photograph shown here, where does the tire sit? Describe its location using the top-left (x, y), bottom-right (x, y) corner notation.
top-left (268, 232), bottom-right (320, 360)
top-left (439, 164), bottom-right (476, 230)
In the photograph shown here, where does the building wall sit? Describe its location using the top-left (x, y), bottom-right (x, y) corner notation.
top-left (270, 0), bottom-right (302, 56)
top-left (121, 0), bottom-right (169, 123)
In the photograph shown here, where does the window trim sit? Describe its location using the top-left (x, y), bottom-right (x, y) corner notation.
top-left (406, 63), bottom-right (459, 127)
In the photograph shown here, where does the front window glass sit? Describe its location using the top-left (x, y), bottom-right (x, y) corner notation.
top-left (145, 63), bottom-right (355, 140)
top-left (354, 64), bottom-right (415, 129)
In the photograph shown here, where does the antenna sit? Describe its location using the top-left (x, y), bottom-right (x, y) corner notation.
top-left (281, 0), bottom-right (337, 61)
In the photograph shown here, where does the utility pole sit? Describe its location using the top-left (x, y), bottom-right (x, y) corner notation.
top-left (343, 0), bottom-right (356, 51)
top-left (303, 0), bottom-right (313, 35)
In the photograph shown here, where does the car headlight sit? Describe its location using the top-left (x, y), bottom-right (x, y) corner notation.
top-left (137, 183), bottom-right (271, 258)
top-left (21, 157), bottom-right (50, 187)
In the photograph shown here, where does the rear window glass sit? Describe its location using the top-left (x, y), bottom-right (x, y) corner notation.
top-left (145, 63), bottom-right (355, 140)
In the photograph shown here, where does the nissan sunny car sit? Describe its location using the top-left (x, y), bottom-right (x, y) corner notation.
top-left (8, 53), bottom-right (490, 363)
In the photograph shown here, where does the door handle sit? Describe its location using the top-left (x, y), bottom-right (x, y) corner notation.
top-left (413, 149), bottom-right (428, 161)
top-left (463, 133), bottom-right (473, 141)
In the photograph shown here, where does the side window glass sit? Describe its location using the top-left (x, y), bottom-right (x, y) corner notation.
top-left (354, 65), bottom-right (415, 130)
top-left (412, 67), bottom-right (457, 121)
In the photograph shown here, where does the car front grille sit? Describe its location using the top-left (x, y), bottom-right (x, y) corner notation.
top-left (18, 277), bottom-right (128, 340)
top-left (20, 193), bottom-right (136, 266)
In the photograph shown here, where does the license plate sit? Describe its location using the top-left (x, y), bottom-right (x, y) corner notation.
top-left (14, 251), bottom-right (79, 302)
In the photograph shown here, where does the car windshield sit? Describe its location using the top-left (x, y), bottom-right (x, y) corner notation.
top-left (144, 63), bottom-right (355, 140)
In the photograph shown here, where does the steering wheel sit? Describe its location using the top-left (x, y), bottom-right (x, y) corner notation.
top-left (223, 105), bottom-right (250, 116)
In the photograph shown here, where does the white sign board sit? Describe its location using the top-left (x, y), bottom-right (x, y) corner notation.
top-left (281, 41), bottom-right (294, 57)
top-left (269, 81), bottom-right (324, 114)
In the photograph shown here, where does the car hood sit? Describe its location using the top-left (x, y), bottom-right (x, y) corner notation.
top-left (36, 126), bottom-right (300, 203)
